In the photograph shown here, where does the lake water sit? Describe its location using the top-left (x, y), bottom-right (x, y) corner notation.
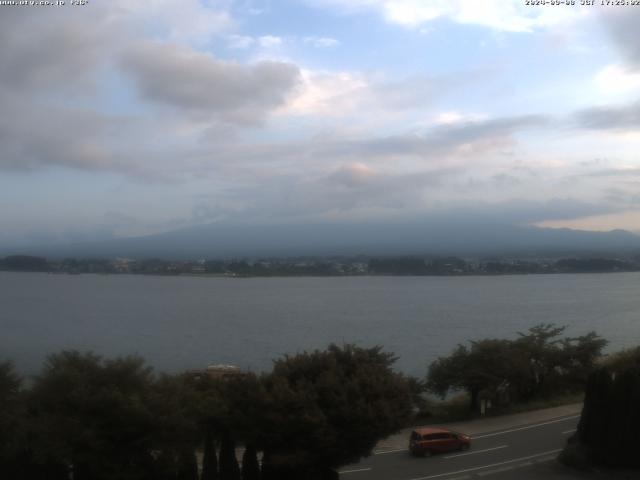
top-left (1, 272), bottom-right (639, 377)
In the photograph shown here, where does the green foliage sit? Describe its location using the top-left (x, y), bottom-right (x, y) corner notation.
top-left (176, 449), bottom-right (198, 480)
top-left (575, 351), bottom-right (640, 468)
top-left (216, 373), bottom-right (269, 444)
top-left (428, 339), bottom-right (519, 411)
top-left (201, 431), bottom-right (219, 480)
top-left (241, 444), bottom-right (260, 480)
top-left (0, 361), bottom-right (24, 473)
top-left (219, 435), bottom-right (241, 480)
top-left (601, 346), bottom-right (640, 372)
top-left (3, 344), bottom-right (413, 478)
top-left (261, 344), bottom-right (413, 473)
top-left (427, 324), bottom-right (607, 411)
top-left (0, 255), bottom-right (49, 272)
top-left (150, 374), bottom-right (200, 451)
top-left (27, 351), bottom-right (158, 480)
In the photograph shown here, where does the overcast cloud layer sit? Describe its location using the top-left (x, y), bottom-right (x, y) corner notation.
top-left (1, 0), bottom-right (640, 247)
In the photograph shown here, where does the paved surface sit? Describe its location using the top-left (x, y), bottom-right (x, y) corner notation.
top-left (339, 404), bottom-right (587, 480)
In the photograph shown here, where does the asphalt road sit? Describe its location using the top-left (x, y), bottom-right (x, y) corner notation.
top-left (339, 413), bottom-right (580, 480)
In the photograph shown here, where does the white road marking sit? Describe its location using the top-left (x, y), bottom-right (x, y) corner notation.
top-left (477, 465), bottom-right (514, 476)
top-left (340, 467), bottom-right (372, 474)
top-left (407, 449), bottom-right (562, 480)
top-left (472, 415), bottom-right (580, 439)
top-left (562, 429), bottom-right (577, 435)
top-left (444, 445), bottom-right (508, 459)
top-left (373, 448), bottom-right (407, 455)
top-left (534, 456), bottom-right (557, 463)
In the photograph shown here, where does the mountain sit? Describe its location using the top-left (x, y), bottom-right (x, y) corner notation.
top-left (3, 221), bottom-right (640, 259)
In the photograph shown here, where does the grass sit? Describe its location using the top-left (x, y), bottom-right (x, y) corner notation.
top-left (490, 392), bottom-right (584, 416)
top-left (410, 391), bottom-right (584, 426)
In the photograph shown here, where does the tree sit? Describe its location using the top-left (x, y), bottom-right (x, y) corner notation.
top-left (601, 345), bottom-right (640, 372)
top-left (176, 449), bottom-right (198, 480)
top-left (513, 324), bottom-right (568, 399)
top-left (27, 351), bottom-right (158, 480)
top-left (187, 372), bottom-right (265, 480)
top-left (0, 361), bottom-right (25, 476)
top-left (558, 332), bottom-right (608, 391)
top-left (152, 374), bottom-right (201, 446)
top-left (570, 347), bottom-right (640, 468)
top-left (215, 374), bottom-right (266, 480)
top-left (427, 325), bottom-right (607, 412)
top-left (241, 444), bottom-right (260, 480)
top-left (201, 430), bottom-right (219, 480)
top-left (427, 340), bottom-right (517, 411)
top-left (260, 344), bottom-right (413, 478)
top-left (513, 325), bottom-right (606, 399)
top-left (0, 255), bottom-right (49, 272)
top-left (219, 434), bottom-right (241, 480)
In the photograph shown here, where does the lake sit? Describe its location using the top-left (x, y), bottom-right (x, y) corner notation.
top-left (1, 272), bottom-right (639, 376)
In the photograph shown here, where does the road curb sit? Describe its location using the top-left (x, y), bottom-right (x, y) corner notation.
top-left (373, 403), bottom-right (583, 453)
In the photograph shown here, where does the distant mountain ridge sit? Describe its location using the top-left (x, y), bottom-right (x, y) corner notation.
top-left (3, 221), bottom-right (640, 260)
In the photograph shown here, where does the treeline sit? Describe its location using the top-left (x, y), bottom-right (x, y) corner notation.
top-left (0, 345), bottom-right (414, 480)
top-left (368, 257), bottom-right (640, 275)
top-left (562, 347), bottom-right (640, 469)
top-left (0, 324), bottom-right (614, 479)
top-left (425, 324), bottom-right (607, 412)
top-left (3, 255), bottom-right (640, 276)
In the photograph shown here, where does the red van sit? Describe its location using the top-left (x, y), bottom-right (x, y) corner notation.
top-left (409, 427), bottom-right (471, 457)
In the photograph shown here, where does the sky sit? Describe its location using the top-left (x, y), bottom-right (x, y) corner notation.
top-left (1, 0), bottom-right (640, 248)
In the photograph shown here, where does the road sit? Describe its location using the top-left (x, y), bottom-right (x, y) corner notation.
top-left (339, 406), bottom-right (582, 480)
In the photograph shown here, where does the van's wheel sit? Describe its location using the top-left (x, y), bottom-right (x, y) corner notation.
top-left (424, 449), bottom-right (432, 458)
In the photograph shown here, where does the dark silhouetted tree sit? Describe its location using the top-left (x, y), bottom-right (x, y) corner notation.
top-left (27, 351), bottom-right (158, 480)
top-left (428, 324), bottom-right (607, 411)
top-left (219, 434), bottom-right (241, 480)
top-left (201, 430), bottom-right (219, 480)
top-left (241, 444), bottom-right (260, 480)
top-left (427, 339), bottom-right (516, 411)
top-left (260, 344), bottom-right (413, 478)
top-left (176, 449), bottom-right (198, 480)
top-left (573, 347), bottom-right (640, 468)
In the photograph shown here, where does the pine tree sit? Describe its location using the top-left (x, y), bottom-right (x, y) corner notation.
top-left (176, 449), bottom-right (198, 480)
top-left (241, 444), bottom-right (260, 480)
top-left (219, 434), bottom-right (241, 480)
top-left (201, 431), bottom-right (219, 480)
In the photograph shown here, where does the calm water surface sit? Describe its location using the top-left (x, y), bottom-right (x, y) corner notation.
top-left (1, 272), bottom-right (639, 376)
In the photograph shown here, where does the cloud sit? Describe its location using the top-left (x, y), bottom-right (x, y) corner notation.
top-left (598, 10), bottom-right (640, 70)
top-left (206, 114), bottom-right (548, 173)
top-left (433, 112), bottom-right (488, 125)
top-left (307, 0), bottom-right (577, 32)
top-left (0, 0), bottom-right (270, 176)
top-left (257, 35), bottom-right (283, 48)
top-left (284, 70), bottom-right (369, 116)
top-left (458, 198), bottom-right (620, 224)
top-left (284, 68), bottom-right (487, 117)
top-left (227, 34), bottom-right (255, 49)
top-left (112, 0), bottom-right (233, 46)
top-left (303, 36), bottom-right (340, 47)
top-left (191, 163), bottom-right (459, 222)
top-left (574, 102), bottom-right (640, 131)
top-left (584, 168), bottom-right (640, 178)
top-left (352, 115), bottom-right (548, 158)
top-left (0, 92), bottom-right (121, 172)
top-left (120, 42), bottom-right (301, 125)
top-left (594, 65), bottom-right (640, 94)
top-left (181, 113), bottom-right (552, 222)
top-left (0, 9), bottom-right (116, 92)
